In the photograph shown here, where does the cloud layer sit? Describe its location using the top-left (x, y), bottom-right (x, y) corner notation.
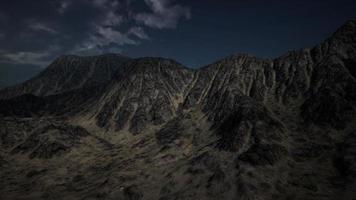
top-left (0, 52), bottom-right (51, 66)
top-left (0, 0), bottom-right (191, 67)
top-left (135, 0), bottom-right (191, 29)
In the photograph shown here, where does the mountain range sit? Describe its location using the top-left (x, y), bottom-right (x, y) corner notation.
top-left (0, 20), bottom-right (356, 200)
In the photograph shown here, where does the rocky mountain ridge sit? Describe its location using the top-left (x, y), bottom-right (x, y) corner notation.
top-left (0, 20), bottom-right (355, 200)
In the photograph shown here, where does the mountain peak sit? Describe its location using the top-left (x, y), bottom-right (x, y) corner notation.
top-left (134, 57), bottom-right (186, 67)
top-left (110, 57), bottom-right (190, 82)
top-left (331, 19), bottom-right (356, 39)
top-left (342, 19), bottom-right (356, 28)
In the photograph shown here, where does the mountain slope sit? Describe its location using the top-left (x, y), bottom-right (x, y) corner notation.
top-left (0, 54), bottom-right (131, 99)
top-left (94, 57), bottom-right (194, 133)
top-left (0, 21), bottom-right (355, 200)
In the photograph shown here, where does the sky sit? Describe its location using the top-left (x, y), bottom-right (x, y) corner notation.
top-left (0, 0), bottom-right (356, 87)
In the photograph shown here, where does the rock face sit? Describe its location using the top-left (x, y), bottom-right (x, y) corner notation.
top-left (94, 57), bottom-right (194, 133)
top-left (0, 21), bottom-right (356, 200)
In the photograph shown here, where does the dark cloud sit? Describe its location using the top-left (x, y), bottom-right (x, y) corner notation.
top-left (58, 0), bottom-right (71, 14)
top-left (135, 0), bottom-right (191, 29)
top-left (0, 44), bottom-right (60, 67)
top-left (0, 0), bottom-right (191, 67)
top-left (0, 0), bottom-right (356, 77)
top-left (128, 27), bottom-right (149, 39)
top-left (26, 20), bottom-right (58, 34)
top-left (0, 52), bottom-right (51, 66)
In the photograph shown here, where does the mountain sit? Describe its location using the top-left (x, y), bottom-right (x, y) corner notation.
top-left (0, 53), bottom-right (131, 99)
top-left (0, 21), bottom-right (356, 200)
